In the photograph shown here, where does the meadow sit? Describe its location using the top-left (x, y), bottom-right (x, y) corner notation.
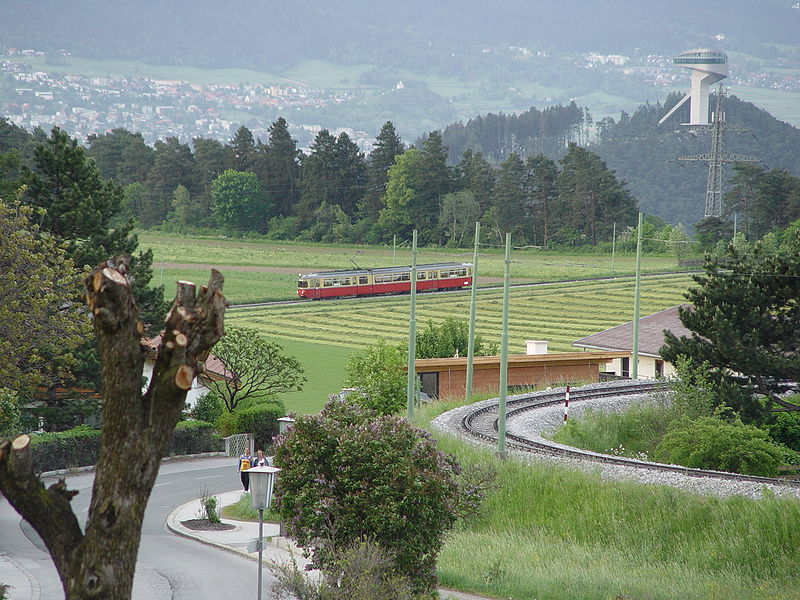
top-left (144, 234), bottom-right (694, 415)
top-left (149, 234), bottom-right (800, 599)
top-left (424, 410), bottom-right (800, 600)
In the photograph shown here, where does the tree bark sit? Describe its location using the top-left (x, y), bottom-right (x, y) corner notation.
top-left (0, 255), bottom-right (226, 599)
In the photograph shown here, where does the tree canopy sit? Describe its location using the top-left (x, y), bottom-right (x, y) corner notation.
top-left (661, 227), bottom-right (800, 421)
top-left (0, 201), bottom-right (89, 394)
top-left (209, 327), bottom-right (305, 413)
top-left (273, 397), bottom-right (482, 595)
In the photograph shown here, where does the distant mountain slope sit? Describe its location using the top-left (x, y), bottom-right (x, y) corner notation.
top-left (438, 94), bottom-right (800, 225)
top-left (1, 0), bottom-right (798, 71)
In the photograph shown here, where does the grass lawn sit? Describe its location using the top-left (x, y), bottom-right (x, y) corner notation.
top-left (153, 266), bottom-right (297, 304)
top-left (268, 338), bottom-right (351, 415)
top-left (419, 402), bottom-right (800, 600)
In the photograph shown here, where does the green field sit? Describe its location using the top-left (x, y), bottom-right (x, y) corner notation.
top-left (227, 274), bottom-right (692, 353)
top-left (144, 235), bottom-right (694, 413)
top-left (143, 233), bottom-right (692, 303)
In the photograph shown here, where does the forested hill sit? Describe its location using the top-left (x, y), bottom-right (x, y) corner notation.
top-left (2, 0), bottom-right (797, 71)
top-left (439, 95), bottom-right (800, 225)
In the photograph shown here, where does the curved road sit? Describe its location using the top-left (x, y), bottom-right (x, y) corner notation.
top-left (0, 457), bottom-right (268, 600)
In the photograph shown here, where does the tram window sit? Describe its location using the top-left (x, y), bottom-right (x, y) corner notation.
top-left (400, 273), bottom-right (410, 281)
top-left (417, 272), bottom-right (426, 280)
top-left (340, 278), bottom-right (351, 286)
top-left (457, 269), bottom-right (467, 276)
top-left (323, 279), bottom-right (334, 287)
top-left (359, 276), bottom-right (368, 284)
top-left (298, 280), bottom-right (308, 288)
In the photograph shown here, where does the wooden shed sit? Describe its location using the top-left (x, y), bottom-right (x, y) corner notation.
top-left (413, 351), bottom-right (628, 399)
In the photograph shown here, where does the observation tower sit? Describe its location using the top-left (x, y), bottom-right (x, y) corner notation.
top-left (658, 49), bottom-right (728, 126)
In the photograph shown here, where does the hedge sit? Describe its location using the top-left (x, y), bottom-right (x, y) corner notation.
top-left (234, 403), bottom-right (283, 452)
top-left (29, 421), bottom-right (223, 473)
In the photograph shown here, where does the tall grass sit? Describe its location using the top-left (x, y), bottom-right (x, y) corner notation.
top-left (416, 403), bottom-right (800, 600)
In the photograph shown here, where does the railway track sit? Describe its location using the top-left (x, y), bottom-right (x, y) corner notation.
top-left (455, 380), bottom-right (800, 489)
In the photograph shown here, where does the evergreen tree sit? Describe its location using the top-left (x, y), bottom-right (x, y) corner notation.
top-left (485, 153), bottom-right (528, 244)
top-left (455, 149), bottom-right (496, 214)
top-left (553, 143), bottom-right (637, 245)
top-left (142, 137), bottom-right (196, 228)
top-left (86, 129), bottom-right (153, 185)
top-left (527, 153), bottom-right (559, 247)
top-left (192, 137), bottom-right (229, 222)
top-left (263, 117), bottom-right (301, 217)
top-left (298, 130), bottom-right (366, 224)
top-left (361, 121), bottom-right (404, 221)
top-left (21, 127), bottom-right (167, 331)
top-left (227, 125), bottom-right (256, 172)
top-left (661, 230), bottom-right (800, 421)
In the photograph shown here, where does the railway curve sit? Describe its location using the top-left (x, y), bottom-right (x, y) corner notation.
top-left (432, 380), bottom-right (800, 500)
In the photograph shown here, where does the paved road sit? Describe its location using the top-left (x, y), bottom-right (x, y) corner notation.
top-left (1, 456), bottom-right (272, 600)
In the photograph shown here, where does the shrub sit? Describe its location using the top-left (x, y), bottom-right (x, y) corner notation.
top-left (0, 388), bottom-right (21, 440)
top-left (765, 409), bottom-right (800, 452)
top-left (167, 420), bottom-right (223, 455)
top-left (202, 496), bottom-right (221, 523)
top-left (654, 416), bottom-right (785, 476)
top-left (268, 540), bottom-right (415, 600)
top-left (215, 411), bottom-right (237, 437)
top-left (30, 425), bottom-right (101, 472)
top-left (234, 402), bottom-right (283, 451)
top-left (273, 397), bottom-right (485, 596)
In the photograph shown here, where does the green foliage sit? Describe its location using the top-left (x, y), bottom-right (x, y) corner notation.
top-left (763, 408), bottom-right (800, 452)
top-left (416, 316), bottom-right (495, 359)
top-left (168, 420), bottom-right (223, 455)
top-left (214, 411), bottom-right (237, 437)
top-left (273, 397), bottom-right (481, 595)
top-left (430, 428), bottom-right (800, 600)
top-left (0, 388), bottom-right (21, 441)
top-left (192, 393), bottom-right (225, 424)
top-left (201, 494), bottom-right (221, 524)
top-left (233, 402), bottom-right (283, 452)
top-left (0, 201), bottom-right (89, 394)
top-left (268, 540), bottom-right (415, 600)
top-left (30, 425), bottom-right (102, 472)
top-left (661, 230), bottom-right (800, 421)
top-left (211, 169), bottom-right (272, 232)
top-left (654, 416), bottom-right (785, 476)
top-left (210, 327), bottom-right (305, 413)
top-left (343, 340), bottom-right (406, 414)
top-left (28, 421), bottom-right (221, 472)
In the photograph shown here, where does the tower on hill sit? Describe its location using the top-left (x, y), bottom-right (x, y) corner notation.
top-left (658, 49), bottom-right (728, 126)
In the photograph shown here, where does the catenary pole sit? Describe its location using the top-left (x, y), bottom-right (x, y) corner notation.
top-left (465, 221), bottom-right (481, 402)
top-left (406, 230), bottom-right (418, 419)
top-left (497, 233), bottom-right (511, 457)
top-left (631, 212), bottom-right (643, 379)
top-left (611, 222), bottom-right (616, 276)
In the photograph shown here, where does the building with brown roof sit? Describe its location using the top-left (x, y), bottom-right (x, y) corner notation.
top-left (414, 349), bottom-right (628, 399)
top-left (571, 305), bottom-right (691, 378)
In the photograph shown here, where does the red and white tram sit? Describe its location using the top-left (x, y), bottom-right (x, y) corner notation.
top-left (297, 262), bottom-right (473, 299)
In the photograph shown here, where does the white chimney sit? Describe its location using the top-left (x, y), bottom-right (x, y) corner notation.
top-left (526, 340), bottom-right (548, 355)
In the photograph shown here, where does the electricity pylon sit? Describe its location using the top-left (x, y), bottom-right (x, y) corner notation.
top-left (675, 88), bottom-right (760, 218)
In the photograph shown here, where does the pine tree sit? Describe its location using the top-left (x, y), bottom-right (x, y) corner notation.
top-left (226, 125), bottom-right (256, 172)
top-left (661, 230), bottom-right (800, 421)
top-left (361, 122), bottom-right (404, 220)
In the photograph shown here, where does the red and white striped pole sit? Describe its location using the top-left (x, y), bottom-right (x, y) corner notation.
top-left (564, 386), bottom-right (570, 422)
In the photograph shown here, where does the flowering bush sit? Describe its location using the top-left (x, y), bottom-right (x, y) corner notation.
top-left (273, 398), bottom-right (484, 595)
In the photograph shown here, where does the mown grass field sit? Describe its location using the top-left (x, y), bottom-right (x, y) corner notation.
top-left (227, 274), bottom-right (693, 354)
top-left (143, 232), bottom-right (693, 303)
top-left (143, 235), bottom-right (694, 414)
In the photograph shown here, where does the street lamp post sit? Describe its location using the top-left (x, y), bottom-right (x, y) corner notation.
top-left (277, 416), bottom-right (295, 435)
top-left (245, 465), bottom-right (280, 600)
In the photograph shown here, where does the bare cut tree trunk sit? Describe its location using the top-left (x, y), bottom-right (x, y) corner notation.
top-left (0, 255), bottom-right (226, 600)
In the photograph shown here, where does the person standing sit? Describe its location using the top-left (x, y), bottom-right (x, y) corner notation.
top-left (253, 449), bottom-right (270, 467)
top-left (238, 447), bottom-right (253, 491)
